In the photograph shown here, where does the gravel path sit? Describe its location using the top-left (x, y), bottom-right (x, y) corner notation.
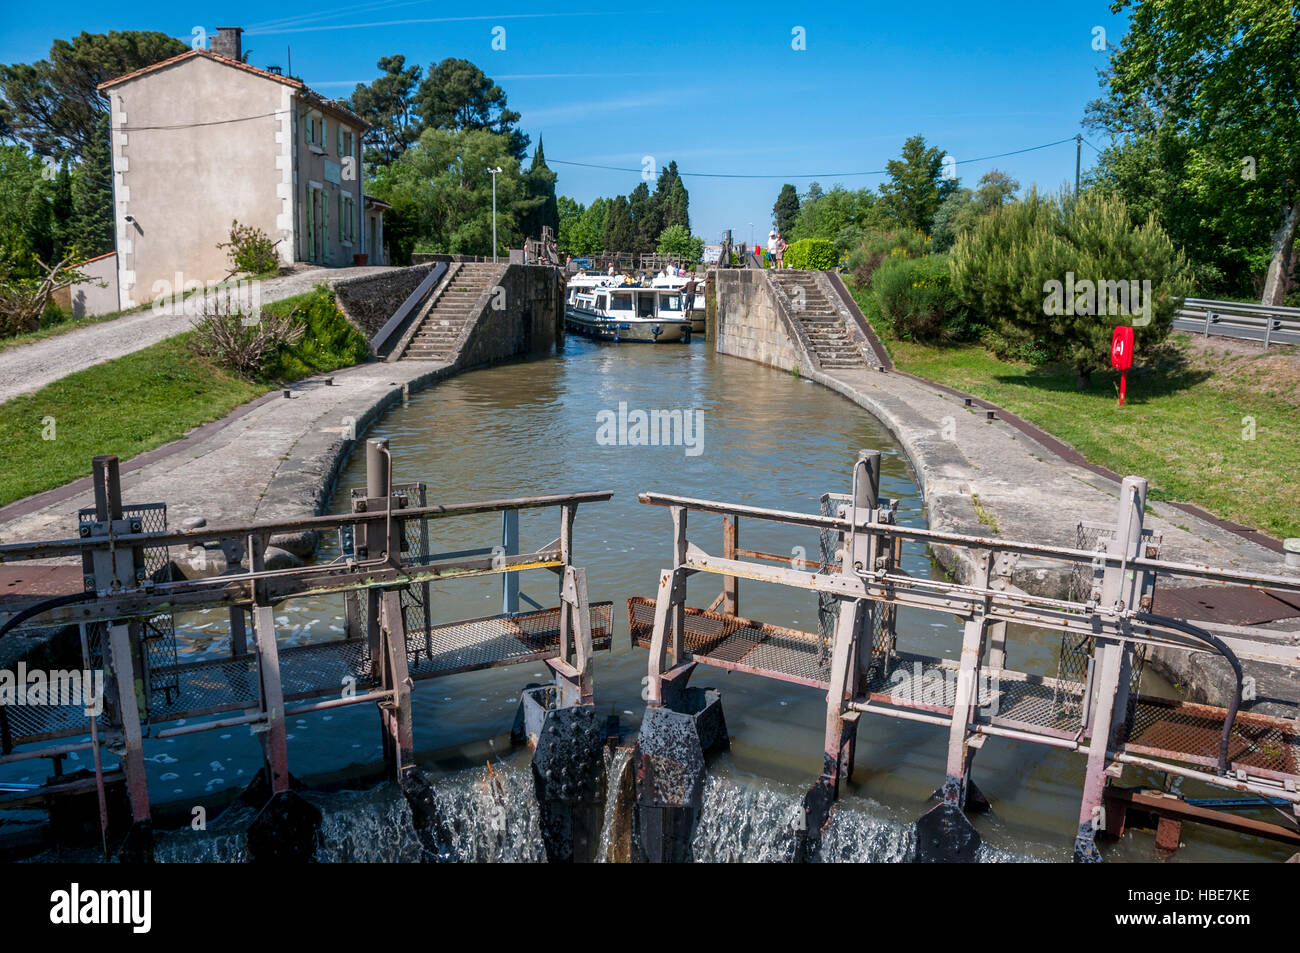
top-left (0, 265), bottom-right (396, 404)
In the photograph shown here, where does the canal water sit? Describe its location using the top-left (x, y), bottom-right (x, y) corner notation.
top-left (8, 338), bottom-right (1287, 861)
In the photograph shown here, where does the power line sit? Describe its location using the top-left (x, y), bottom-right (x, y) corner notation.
top-left (539, 135), bottom-right (1082, 181)
top-left (120, 109), bottom-right (290, 132)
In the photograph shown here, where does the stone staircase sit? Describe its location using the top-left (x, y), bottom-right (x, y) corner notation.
top-left (768, 270), bottom-right (865, 369)
top-left (399, 262), bottom-right (503, 362)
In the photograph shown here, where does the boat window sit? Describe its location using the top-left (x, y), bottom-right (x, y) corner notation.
top-left (637, 295), bottom-right (655, 318)
top-left (596, 294), bottom-right (608, 311)
top-left (610, 293), bottom-right (632, 311)
top-left (660, 295), bottom-right (681, 311)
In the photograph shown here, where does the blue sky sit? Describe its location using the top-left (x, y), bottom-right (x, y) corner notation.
top-left (2, 1), bottom-right (1129, 243)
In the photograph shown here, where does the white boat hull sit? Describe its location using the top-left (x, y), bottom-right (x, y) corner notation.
top-left (565, 308), bottom-right (691, 343)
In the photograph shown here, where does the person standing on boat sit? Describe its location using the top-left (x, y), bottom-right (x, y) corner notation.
top-left (681, 272), bottom-right (698, 312)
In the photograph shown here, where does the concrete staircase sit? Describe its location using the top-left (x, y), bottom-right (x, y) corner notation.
top-left (399, 262), bottom-right (503, 362)
top-left (769, 271), bottom-right (865, 369)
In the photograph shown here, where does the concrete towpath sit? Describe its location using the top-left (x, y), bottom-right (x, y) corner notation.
top-left (0, 358), bottom-right (450, 549)
top-left (810, 362), bottom-right (1297, 587)
top-left (0, 265), bottom-right (396, 405)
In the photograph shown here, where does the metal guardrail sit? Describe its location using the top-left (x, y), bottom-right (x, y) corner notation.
top-left (1175, 297), bottom-right (1300, 347)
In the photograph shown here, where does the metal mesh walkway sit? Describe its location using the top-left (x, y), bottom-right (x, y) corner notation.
top-left (3, 603), bottom-right (613, 745)
top-left (1125, 697), bottom-right (1300, 779)
top-left (407, 602), bottom-right (612, 678)
top-left (628, 597), bottom-right (831, 687)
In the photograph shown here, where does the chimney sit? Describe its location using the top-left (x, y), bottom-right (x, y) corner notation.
top-left (210, 27), bottom-right (243, 61)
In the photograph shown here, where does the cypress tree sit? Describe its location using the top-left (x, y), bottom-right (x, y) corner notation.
top-left (69, 114), bottom-right (114, 258)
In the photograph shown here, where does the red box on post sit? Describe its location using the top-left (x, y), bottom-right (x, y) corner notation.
top-left (1111, 325), bottom-right (1134, 405)
top-left (1111, 325), bottom-right (1134, 370)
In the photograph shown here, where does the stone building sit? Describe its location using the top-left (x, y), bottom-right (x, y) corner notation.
top-left (97, 27), bottom-right (384, 311)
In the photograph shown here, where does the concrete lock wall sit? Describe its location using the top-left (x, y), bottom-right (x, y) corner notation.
top-left (455, 264), bottom-right (563, 368)
top-left (712, 268), bottom-right (803, 371)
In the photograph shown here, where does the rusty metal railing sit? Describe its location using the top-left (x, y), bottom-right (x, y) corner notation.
top-left (0, 439), bottom-right (613, 860)
top-left (632, 450), bottom-right (1300, 861)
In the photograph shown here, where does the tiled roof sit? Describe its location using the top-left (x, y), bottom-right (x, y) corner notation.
top-left (97, 48), bottom-right (368, 129)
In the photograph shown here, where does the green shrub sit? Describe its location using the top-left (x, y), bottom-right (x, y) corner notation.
top-left (189, 286), bottom-right (370, 382)
top-left (871, 252), bottom-right (972, 342)
top-left (784, 237), bottom-right (838, 270)
top-left (846, 228), bottom-right (930, 285)
top-left (260, 286), bottom-right (371, 382)
top-left (218, 220), bottom-right (281, 277)
top-left (950, 188), bottom-right (1194, 386)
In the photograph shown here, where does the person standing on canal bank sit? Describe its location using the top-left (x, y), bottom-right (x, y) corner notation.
top-left (775, 234), bottom-right (787, 269)
top-left (767, 230), bottom-right (778, 268)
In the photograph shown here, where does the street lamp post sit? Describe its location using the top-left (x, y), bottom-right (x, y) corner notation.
top-left (489, 166), bottom-right (504, 263)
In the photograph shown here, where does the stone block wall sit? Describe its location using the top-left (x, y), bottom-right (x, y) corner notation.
top-left (332, 262), bottom-right (435, 338)
top-left (454, 264), bottom-right (564, 369)
top-left (712, 268), bottom-right (805, 372)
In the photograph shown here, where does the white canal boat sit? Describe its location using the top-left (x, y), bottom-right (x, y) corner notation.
top-left (564, 275), bottom-right (695, 343)
top-left (650, 273), bottom-right (707, 333)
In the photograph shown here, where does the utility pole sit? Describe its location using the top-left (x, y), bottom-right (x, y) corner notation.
top-left (1075, 134), bottom-right (1082, 197)
top-left (489, 166), bottom-right (503, 263)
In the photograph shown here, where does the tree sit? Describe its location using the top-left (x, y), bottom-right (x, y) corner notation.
top-left (628, 182), bottom-right (658, 254)
top-left (930, 188), bottom-right (974, 252)
top-left (1093, 0), bottom-right (1300, 305)
top-left (0, 254), bottom-right (89, 336)
top-left (0, 146), bottom-right (58, 276)
top-left (656, 224), bottom-right (704, 263)
top-left (602, 196), bottom-right (633, 253)
top-left (68, 113), bottom-right (113, 257)
top-left (931, 170), bottom-right (1019, 251)
top-left (346, 55), bottom-right (422, 166)
top-left (519, 134), bottom-right (558, 241)
top-left (557, 195), bottom-right (583, 254)
top-left (879, 135), bottom-right (959, 233)
top-left (366, 127), bottom-right (530, 256)
top-left (951, 188), bottom-right (1193, 388)
top-left (788, 185), bottom-right (889, 248)
top-left (572, 198), bottom-right (608, 256)
top-left (654, 161), bottom-right (689, 233)
top-left (414, 58), bottom-right (528, 160)
top-left (773, 183), bottom-right (800, 235)
top-left (0, 31), bottom-right (187, 157)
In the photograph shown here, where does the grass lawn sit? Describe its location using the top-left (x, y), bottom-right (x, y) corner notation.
top-left (0, 289), bottom-right (369, 510)
top-left (846, 281), bottom-right (1300, 540)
